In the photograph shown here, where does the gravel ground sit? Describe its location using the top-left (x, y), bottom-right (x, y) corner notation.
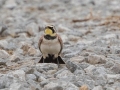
top-left (0, 0), bottom-right (120, 90)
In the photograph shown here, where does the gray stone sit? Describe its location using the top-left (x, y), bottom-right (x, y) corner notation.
top-left (27, 79), bottom-right (41, 90)
top-left (43, 81), bottom-right (79, 90)
top-left (62, 49), bottom-right (72, 55)
top-left (64, 50), bottom-right (80, 58)
top-left (9, 83), bottom-right (30, 90)
top-left (55, 69), bottom-right (73, 79)
top-left (0, 58), bottom-right (6, 66)
top-left (107, 79), bottom-right (114, 84)
top-left (94, 75), bottom-right (107, 86)
top-left (74, 69), bottom-right (85, 75)
top-left (84, 65), bottom-right (96, 74)
top-left (105, 87), bottom-right (115, 90)
top-left (43, 82), bottom-right (63, 90)
top-left (0, 78), bottom-right (6, 89)
top-left (34, 70), bottom-right (47, 82)
top-left (66, 60), bottom-right (78, 73)
top-left (93, 66), bottom-right (107, 75)
top-left (83, 78), bottom-right (95, 89)
top-left (64, 82), bottom-right (79, 90)
top-left (0, 88), bottom-right (9, 90)
top-left (10, 54), bottom-right (20, 62)
top-left (10, 70), bottom-right (26, 81)
top-left (104, 59), bottom-right (114, 68)
top-left (111, 64), bottom-right (120, 74)
top-left (0, 74), bottom-right (14, 88)
top-left (113, 81), bottom-right (120, 88)
top-left (33, 70), bottom-right (42, 77)
top-left (26, 74), bottom-right (37, 81)
top-left (40, 80), bottom-right (49, 87)
top-left (0, 25), bottom-right (7, 36)
top-left (14, 48), bottom-right (23, 55)
top-left (78, 63), bottom-right (90, 69)
top-left (21, 67), bottom-right (35, 74)
top-left (36, 63), bottom-right (58, 72)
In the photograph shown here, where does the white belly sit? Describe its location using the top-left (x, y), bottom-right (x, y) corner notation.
top-left (40, 38), bottom-right (61, 55)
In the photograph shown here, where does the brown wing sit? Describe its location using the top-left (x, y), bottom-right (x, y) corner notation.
top-left (38, 35), bottom-right (44, 53)
top-left (57, 34), bottom-right (63, 55)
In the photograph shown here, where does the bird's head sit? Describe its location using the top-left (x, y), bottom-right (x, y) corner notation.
top-left (44, 25), bottom-right (56, 36)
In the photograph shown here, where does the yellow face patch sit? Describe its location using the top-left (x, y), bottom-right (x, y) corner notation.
top-left (45, 28), bottom-right (56, 36)
top-left (45, 28), bottom-right (52, 35)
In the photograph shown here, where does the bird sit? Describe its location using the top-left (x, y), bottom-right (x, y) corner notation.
top-left (38, 25), bottom-right (65, 65)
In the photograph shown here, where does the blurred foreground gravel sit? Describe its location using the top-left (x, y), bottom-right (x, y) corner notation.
top-left (0, 0), bottom-right (120, 90)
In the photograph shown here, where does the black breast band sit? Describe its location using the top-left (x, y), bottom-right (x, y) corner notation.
top-left (44, 35), bottom-right (57, 40)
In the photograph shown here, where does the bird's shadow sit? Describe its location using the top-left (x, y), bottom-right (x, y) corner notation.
top-left (38, 54), bottom-right (65, 64)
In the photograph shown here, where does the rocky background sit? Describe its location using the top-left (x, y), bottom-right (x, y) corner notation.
top-left (0, 0), bottom-right (120, 90)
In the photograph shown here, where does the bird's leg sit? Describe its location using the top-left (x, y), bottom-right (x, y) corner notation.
top-left (54, 54), bottom-right (60, 67)
top-left (57, 57), bottom-right (60, 68)
top-left (43, 54), bottom-right (48, 63)
top-left (43, 58), bottom-right (44, 63)
top-left (54, 54), bottom-right (58, 59)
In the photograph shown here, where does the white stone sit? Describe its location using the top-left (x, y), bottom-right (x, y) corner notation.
top-left (28, 47), bottom-right (37, 56)
top-left (9, 83), bottom-right (21, 90)
top-left (92, 86), bottom-right (103, 90)
top-left (0, 40), bottom-right (8, 49)
top-left (103, 34), bottom-right (116, 39)
top-left (70, 56), bottom-right (85, 63)
top-left (106, 87), bottom-right (115, 90)
top-left (0, 50), bottom-right (9, 59)
top-left (47, 70), bottom-right (57, 74)
top-left (4, 0), bottom-right (17, 9)
top-left (88, 54), bottom-right (106, 64)
top-left (106, 74), bottom-right (120, 80)
top-left (60, 34), bottom-right (68, 43)
top-left (26, 22), bottom-right (38, 36)
top-left (58, 24), bottom-right (71, 32)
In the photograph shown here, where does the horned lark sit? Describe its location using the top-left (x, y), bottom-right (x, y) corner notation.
top-left (38, 25), bottom-right (65, 65)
